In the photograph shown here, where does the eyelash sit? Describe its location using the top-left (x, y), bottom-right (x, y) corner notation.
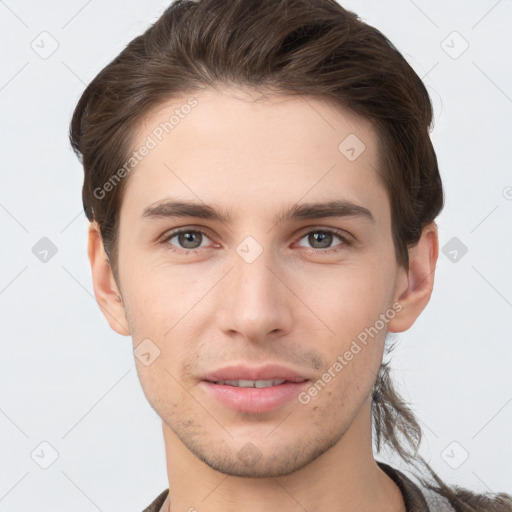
top-left (160, 227), bottom-right (352, 256)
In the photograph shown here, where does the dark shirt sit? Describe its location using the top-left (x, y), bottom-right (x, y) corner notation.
top-left (141, 461), bottom-right (454, 512)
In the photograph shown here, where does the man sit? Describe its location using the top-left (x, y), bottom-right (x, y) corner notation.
top-left (70, 0), bottom-right (512, 511)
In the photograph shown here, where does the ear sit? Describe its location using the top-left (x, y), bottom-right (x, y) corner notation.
top-left (87, 221), bottom-right (130, 336)
top-left (387, 222), bottom-right (439, 333)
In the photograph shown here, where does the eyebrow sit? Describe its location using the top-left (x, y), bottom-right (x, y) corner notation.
top-left (142, 198), bottom-right (375, 224)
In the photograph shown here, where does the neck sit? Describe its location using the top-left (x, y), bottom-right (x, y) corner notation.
top-left (160, 398), bottom-right (405, 512)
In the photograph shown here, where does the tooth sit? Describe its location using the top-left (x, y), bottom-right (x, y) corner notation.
top-left (222, 379), bottom-right (241, 386)
top-left (214, 379), bottom-right (288, 388)
top-left (237, 379), bottom-right (255, 388)
top-left (218, 379), bottom-right (255, 387)
top-left (254, 379), bottom-right (276, 388)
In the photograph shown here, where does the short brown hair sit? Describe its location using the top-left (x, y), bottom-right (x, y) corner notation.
top-left (70, 1), bottom-right (512, 510)
top-left (70, 0), bottom-right (442, 277)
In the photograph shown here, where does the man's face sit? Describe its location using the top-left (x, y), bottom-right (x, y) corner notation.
top-left (113, 88), bottom-right (406, 477)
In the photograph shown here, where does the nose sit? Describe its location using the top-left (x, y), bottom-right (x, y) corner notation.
top-left (215, 244), bottom-right (293, 344)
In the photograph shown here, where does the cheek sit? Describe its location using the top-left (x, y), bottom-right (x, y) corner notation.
top-left (299, 261), bottom-right (397, 341)
top-left (119, 254), bottom-right (203, 335)
top-left (294, 262), bottom-right (395, 402)
top-left (121, 265), bottom-right (211, 383)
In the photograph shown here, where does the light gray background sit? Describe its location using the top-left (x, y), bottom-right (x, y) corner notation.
top-left (1, 0), bottom-right (511, 510)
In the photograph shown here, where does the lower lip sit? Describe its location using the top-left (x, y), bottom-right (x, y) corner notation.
top-left (200, 381), bottom-right (309, 413)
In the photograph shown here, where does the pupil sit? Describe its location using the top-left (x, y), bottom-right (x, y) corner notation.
top-left (310, 232), bottom-right (331, 248)
top-left (179, 232), bottom-right (201, 249)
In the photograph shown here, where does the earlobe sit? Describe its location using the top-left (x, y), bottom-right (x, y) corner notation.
top-left (387, 222), bottom-right (439, 333)
top-left (87, 222), bottom-right (131, 336)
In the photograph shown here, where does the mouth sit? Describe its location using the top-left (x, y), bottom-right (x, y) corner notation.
top-left (207, 378), bottom-right (307, 388)
top-left (200, 365), bottom-right (310, 413)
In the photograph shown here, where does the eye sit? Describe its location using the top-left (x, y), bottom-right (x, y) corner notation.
top-left (162, 229), bottom-right (213, 254)
top-left (160, 227), bottom-right (351, 256)
top-left (296, 229), bottom-right (350, 253)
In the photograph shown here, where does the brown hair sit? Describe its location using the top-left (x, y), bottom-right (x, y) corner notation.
top-left (69, 1), bottom-right (511, 509)
top-left (70, 0), bottom-right (441, 277)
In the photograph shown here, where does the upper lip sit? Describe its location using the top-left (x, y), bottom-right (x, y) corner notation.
top-left (202, 364), bottom-right (309, 383)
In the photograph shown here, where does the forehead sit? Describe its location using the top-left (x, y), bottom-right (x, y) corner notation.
top-left (120, 87), bottom-right (388, 225)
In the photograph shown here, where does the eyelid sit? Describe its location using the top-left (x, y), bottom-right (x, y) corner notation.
top-left (295, 226), bottom-right (353, 243)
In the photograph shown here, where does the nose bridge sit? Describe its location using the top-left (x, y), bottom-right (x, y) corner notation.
top-left (234, 244), bottom-right (277, 301)
top-left (216, 236), bottom-right (292, 341)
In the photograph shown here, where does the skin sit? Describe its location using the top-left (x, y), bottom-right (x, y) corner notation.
top-left (88, 87), bottom-right (438, 512)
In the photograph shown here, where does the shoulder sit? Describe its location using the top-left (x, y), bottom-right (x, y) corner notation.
top-left (444, 487), bottom-right (512, 512)
top-left (378, 461), bottom-right (454, 511)
top-left (378, 461), bottom-right (512, 512)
